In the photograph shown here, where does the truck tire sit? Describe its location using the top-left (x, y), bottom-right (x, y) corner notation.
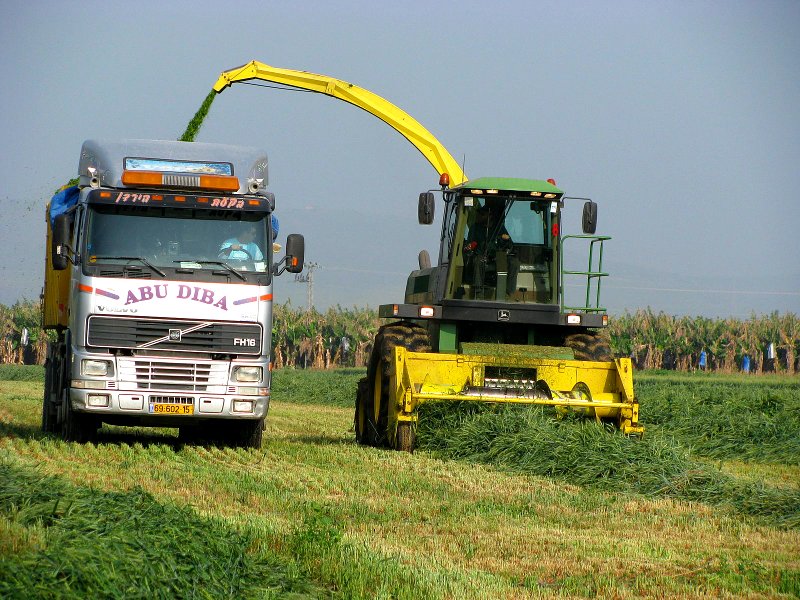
top-left (61, 396), bottom-right (96, 443)
top-left (360, 321), bottom-right (430, 450)
top-left (563, 330), bottom-right (613, 362)
top-left (41, 349), bottom-right (59, 434)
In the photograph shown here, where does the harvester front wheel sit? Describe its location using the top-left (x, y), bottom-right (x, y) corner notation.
top-left (354, 377), bottom-right (374, 445)
top-left (359, 321), bottom-right (430, 450)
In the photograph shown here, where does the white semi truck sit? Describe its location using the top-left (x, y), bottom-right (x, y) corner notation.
top-left (42, 139), bottom-right (304, 447)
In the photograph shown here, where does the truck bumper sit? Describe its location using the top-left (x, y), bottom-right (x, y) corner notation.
top-left (69, 388), bottom-right (269, 423)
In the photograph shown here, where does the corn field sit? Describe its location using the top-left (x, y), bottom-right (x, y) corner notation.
top-left (2, 299), bottom-right (798, 373)
top-left (609, 308), bottom-right (800, 374)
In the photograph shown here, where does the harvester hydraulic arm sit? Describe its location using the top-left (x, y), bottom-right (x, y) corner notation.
top-left (213, 60), bottom-right (467, 186)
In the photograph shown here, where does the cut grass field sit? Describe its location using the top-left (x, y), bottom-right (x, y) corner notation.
top-left (1, 368), bottom-right (798, 598)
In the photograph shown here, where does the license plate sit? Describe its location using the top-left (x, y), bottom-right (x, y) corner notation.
top-left (149, 403), bottom-right (194, 415)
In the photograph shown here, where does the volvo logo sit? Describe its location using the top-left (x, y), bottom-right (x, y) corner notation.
top-left (498, 310), bottom-right (510, 322)
top-left (137, 322), bottom-right (212, 349)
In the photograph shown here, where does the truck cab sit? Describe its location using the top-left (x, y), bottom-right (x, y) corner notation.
top-left (42, 139), bottom-right (304, 447)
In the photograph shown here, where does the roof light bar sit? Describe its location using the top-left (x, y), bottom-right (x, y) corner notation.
top-left (121, 170), bottom-right (241, 192)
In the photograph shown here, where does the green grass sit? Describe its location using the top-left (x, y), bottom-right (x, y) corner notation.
top-left (0, 462), bottom-right (327, 599)
top-left (416, 402), bottom-right (800, 528)
top-left (1, 370), bottom-right (799, 598)
top-left (637, 375), bottom-right (800, 464)
top-left (0, 364), bottom-right (44, 382)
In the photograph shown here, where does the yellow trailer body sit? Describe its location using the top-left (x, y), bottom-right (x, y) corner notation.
top-left (42, 207), bottom-right (71, 329)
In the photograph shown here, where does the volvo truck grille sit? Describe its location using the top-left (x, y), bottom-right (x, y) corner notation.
top-left (87, 316), bottom-right (262, 355)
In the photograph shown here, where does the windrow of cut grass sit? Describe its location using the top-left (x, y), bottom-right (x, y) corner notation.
top-left (636, 374), bottom-right (800, 463)
top-left (415, 400), bottom-right (800, 529)
top-left (0, 462), bottom-right (328, 599)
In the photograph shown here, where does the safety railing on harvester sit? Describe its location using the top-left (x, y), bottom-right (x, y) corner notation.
top-left (559, 235), bottom-right (610, 313)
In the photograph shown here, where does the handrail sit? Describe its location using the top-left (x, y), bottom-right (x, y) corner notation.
top-left (559, 234), bottom-right (610, 313)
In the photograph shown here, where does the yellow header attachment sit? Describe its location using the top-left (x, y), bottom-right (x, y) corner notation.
top-left (213, 60), bottom-right (467, 186)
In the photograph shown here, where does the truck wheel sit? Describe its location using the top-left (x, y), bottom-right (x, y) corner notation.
top-left (61, 397), bottom-right (96, 443)
top-left (41, 352), bottom-right (58, 434)
top-left (564, 330), bottom-right (612, 362)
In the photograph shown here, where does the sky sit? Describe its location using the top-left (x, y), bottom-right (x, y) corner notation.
top-left (1, 0), bottom-right (798, 318)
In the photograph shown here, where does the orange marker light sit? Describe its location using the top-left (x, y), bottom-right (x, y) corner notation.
top-left (439, 173), bottom-right (450, 187)
top-left (198, 174), bottom-right (240, 192)
top-left (121, 171), bottom-right (163, 186)
top-left (120, 170), bottom-right (240, 192)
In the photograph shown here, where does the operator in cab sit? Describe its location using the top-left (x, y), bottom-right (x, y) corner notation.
top-left (219, 222), bottom-right (264, 261)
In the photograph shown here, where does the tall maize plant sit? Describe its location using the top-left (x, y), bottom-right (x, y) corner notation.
top-left (271, 302), bottom-right (380, 368)
top-left (608, 309), bottom-right (799, 373)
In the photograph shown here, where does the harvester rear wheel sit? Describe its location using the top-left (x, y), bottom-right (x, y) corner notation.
top-left (563, 330), bottom-right (613, 362)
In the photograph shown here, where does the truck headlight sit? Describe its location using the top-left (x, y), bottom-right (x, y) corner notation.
top-left (82, 359), bottom-right (113, 377)
top-left (233, 366), bottom-right (262, 383)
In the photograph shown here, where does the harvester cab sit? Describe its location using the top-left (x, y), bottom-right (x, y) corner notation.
top-left (210, 60), bottom-right (643, 452)
top-left (360, 176), bottom-right (642, 451)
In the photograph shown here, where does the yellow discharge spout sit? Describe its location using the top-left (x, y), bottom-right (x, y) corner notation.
top-left (213, 60), bottom-right (466, 186)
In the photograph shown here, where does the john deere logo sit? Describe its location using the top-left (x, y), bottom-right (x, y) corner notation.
top-left (498, 310), bottom-right (510, 322)
top-left (169, 329), bottom-right (182, 341)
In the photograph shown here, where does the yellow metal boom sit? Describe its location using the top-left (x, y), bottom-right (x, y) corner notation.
top-left (213, 60), bottom-right (467, 186)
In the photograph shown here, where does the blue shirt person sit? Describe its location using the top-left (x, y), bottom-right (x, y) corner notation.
top-left (219, 223), bottom-right (264, 261)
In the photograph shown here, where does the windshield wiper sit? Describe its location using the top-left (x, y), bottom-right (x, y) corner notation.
top-left (91, 255), bottom-right (166, 277)
top-left (192, 261), bottom-right (247, 281)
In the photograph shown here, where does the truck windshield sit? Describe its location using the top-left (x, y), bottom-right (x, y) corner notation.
top-left (84, 204), bottom-right (271, 276)
top-left (454, 197), bottom-right (555, 304)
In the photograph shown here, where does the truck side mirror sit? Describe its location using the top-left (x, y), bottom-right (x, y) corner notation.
top-left (418, 192), bottom-right (435, 225)
top-left (284, 234), bottom-right (305, 274)
top-left (582, 201), bottom-right (598, 235)
top-left (52, 214), bottom-right (71, 271)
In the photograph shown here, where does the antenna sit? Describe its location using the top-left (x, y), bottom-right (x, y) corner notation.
top-left (294, 262), bottom-right (321, 312)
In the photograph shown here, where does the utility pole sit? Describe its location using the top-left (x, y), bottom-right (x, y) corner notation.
top-left (295, 262), bottom-right (321, 312)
